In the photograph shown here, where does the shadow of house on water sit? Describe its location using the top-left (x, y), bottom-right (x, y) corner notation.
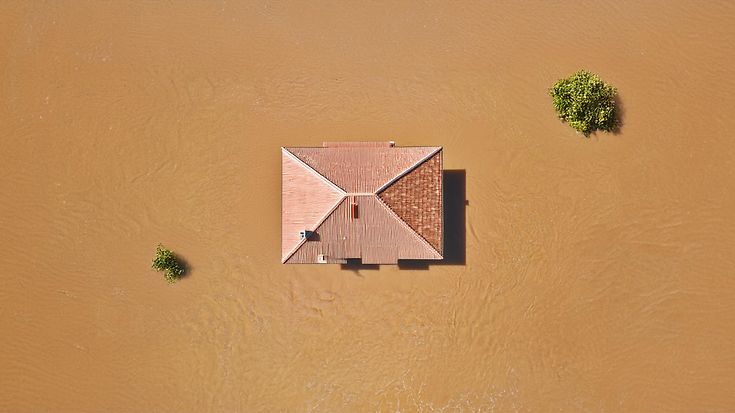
top-left (340, 169), bottom-right (467, 271)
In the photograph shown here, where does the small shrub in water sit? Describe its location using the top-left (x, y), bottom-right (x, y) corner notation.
top-left (152, 244), bottom-right (184, 283)
top-left (550, 70), bottom-right (618, 135)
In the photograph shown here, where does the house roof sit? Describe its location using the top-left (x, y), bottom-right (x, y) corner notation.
top-left (281, 143), bottom-right (443, 264)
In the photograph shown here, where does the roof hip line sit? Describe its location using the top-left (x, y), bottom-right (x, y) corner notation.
top-left (375, 147), bottom-right (442, 194)
top-left (281, 195), bottom-right (346, 263)
top-left (373, 195), bottom-right (443, 258)
top-left (281, 147), bottom-right (347, 195)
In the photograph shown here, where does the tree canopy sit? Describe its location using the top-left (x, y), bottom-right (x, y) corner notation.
top-left (550, 70), bottom-right (618, 135)
top-left (152, 244), bottom-right (185, 283)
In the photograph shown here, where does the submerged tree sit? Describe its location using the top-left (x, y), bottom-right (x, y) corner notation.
top-left (152, 244), bottom-right (185, 283)
top-left (550, 70), bottom-right (618, 135)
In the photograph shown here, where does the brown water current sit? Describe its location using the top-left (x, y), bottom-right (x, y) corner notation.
top-left (2, 1), bottom-right (735, 412)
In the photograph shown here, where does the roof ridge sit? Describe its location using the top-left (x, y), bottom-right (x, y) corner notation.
top-left (372, 195), bottom-right (442, 259)
top-left (375, 147), bottom-right (442, 194)
top-left (281, 147), bottom-right (347, 194)
top-left (281, 195), bottom-right (346, 263)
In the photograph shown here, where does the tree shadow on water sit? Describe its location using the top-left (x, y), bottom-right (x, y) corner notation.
top-left (611, 94), bottom-right (625, 135)
top-left (175, 255), bottom-right (192, 280)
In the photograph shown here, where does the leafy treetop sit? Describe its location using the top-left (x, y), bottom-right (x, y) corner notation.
top-left (152, 244), bottom-right (185, 283)
top-left (550, 70), bottom-right (618, 135)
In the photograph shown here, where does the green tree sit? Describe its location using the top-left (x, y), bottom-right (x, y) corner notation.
top-left (550, 70), bottom-right (618, 135)
top-left (152, 244), bottom-right (185, 283)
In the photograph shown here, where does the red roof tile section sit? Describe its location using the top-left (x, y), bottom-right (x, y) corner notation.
top-left (285, 196), bottom-right (442, 264)
top-left (281, 144), bottom-right (443, 264)
top-left (378, 152), bottom-right (443, 253)
top-left (286, 146), bottom-right (438, 193)
top-left (281, 149), bottom-right (344, 262)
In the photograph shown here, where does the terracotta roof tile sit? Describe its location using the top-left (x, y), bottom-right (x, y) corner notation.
top-left (281, 144), bottom-right (443, 264)
top-left (286, 146), bottom-right (438, 193)
top-left (281, 149), bottom-right (344, 262)
top-left (285, 196), bottom-right (441, 264)
top-left (378, 151), bottom-right (443, 253)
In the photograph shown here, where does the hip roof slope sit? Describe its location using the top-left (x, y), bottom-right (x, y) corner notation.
top-left (378, 151), bottom-right (443, 253)
top-left (285, 146), bottom-right (440, 193)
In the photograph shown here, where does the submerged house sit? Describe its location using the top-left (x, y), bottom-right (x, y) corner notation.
top-left (281, 142), bottom-right (443, 264)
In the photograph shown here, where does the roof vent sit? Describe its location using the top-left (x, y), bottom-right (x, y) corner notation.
top-left (300, 230), bottom-right (314, 240)
top-left (317, 254), bottom-right (327, 263)
top-left (350, 201), bottom-right (358, 220)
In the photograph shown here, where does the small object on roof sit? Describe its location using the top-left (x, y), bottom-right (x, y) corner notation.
top-left (350, 201), bottom-right (358, 220)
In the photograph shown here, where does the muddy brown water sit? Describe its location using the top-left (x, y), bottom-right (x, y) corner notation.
top-left (2, 1), bottom-right (735, 412)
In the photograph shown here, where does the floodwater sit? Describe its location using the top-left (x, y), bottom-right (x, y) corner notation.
top-left (1, 1), bottom-right (735, 411)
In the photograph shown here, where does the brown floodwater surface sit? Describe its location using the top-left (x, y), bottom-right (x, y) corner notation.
top-left (2, 1), bottom-right (735, 411)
